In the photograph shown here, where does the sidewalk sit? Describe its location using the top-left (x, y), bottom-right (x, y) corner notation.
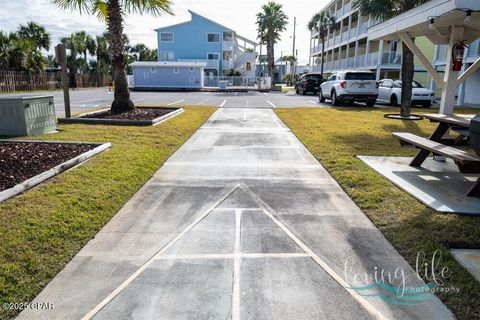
top-left (20, 108), bottom-right (453, 320)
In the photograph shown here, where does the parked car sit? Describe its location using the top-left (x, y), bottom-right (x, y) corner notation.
top-left (319, 70), bottom-right (378, 106)
top-left (377, 79), bottom-right (435, 108)
top-left (295, 73), bottom-right (324, 95)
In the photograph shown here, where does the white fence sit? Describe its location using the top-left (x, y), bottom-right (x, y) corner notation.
top-left (204, 76), bottom-right (271, 90)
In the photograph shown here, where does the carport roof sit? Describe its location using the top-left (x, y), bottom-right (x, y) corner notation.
top-left (368, 0), bottom-right (480, 45)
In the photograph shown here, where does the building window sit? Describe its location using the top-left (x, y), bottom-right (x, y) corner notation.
top-left (150, 67), bottom-right (156, 73)
top-left (207, 53), bottom-right (220, 60)
top-left (159, 51), bottom-right (174, 61)
top-left (160, 32), bottom-right (174, 42)
top-left (189, 76), bottom-right (195, 83)
top-left (246, 62), bottom-right (251, 71)
top-left (189, 67), bottom-right (194, 72)
top-left (207, 33), bottom-right (220, 43)
top-left (173, 67), bottom-right (179, 73)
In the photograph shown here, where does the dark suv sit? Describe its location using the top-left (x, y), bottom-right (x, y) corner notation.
top-left (295, 73), bottom-right (323, 95)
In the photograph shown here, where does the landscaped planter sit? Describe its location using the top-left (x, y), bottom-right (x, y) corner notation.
top-left (0, 140), bottom-right (111, 203)
top-left (58, 107), bottom-right (184, 126)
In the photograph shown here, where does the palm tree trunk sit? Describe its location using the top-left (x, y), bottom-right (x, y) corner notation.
top-left (107, 0), bottom-right (134, 114)
top-left (268, 34), bottom-right (275, 86)
top-left (69, 47), bottom-right (77, 89)
top-left (400, 41), bottom-right (414, 117)
top-left (96, 53), bottom-right (101, 87)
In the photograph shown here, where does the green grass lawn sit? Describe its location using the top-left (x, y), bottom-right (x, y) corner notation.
top-left (0, 106), bottom-right (215, 319)
top-left (275, 107), bottom-right (480, 320)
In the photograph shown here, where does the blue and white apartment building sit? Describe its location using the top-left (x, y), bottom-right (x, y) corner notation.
top-left (131, 10), bottom-right (258, 89)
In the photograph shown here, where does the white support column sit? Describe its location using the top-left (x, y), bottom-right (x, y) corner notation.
top-left (440, 26), bottom-right (464, 114)
top-left (376, 40), bottom-right (384, 80)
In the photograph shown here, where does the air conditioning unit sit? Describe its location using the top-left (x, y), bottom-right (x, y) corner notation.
top-left (0, 95), bottom-right (57, 136)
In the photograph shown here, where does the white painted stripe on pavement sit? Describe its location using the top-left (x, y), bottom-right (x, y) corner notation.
top-left (167, 99), bottom-right (184, 106)
top-left (232, 209), bottom-right (242, 320)
top-left (220, 99), bottom-right (227, 107)
top-left (154, 253), bottom-right (311, 260)
top-left (237, 185), bottom-right (388, 320)
top-left (309, 100), bottom-right (317, 104)
top-left (266, 100), bottom-right (276, 108)
top-left (81, 185), bottom-right (240, 320)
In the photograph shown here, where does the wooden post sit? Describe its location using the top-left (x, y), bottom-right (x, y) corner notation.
top-left (55, 44), bottom-right (71, 118)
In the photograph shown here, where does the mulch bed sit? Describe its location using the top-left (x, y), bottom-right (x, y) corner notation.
top-left (81, 107), bottom-right (178, 121)
top-left (0, 141), bottom-right (95, 191)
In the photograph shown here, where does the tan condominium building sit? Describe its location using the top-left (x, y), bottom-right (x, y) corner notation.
top-left (309, 0), bottom-right (480, 106)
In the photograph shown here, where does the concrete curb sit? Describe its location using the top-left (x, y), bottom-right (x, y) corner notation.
top-left (0, 141), bottom-right (111, 203)
top-left (58, 107), bottom-right (184, 126)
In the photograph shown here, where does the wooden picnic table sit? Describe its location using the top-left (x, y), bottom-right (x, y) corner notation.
top-left (393, 113), bottom-right (480, 197)
top-left (422, 113), bottom-right (475, 143)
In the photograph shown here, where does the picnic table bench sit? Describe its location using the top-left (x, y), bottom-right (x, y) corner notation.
top-left (392, 114), bottom-right (480, 197)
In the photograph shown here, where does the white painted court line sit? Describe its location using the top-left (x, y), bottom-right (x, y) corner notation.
top-left (232, 209), bottom-right (242, 320)
top-left (167, 99), bottom-right (184, 106)
top-left (81, 185), bottom-right (240, 320)
top-left (238, 185), bottom-right (387, 320)
top-left (266, 100), bottom-right (277, 108)
top-left (220, 99), bottom-right (227, 107)
top-left (154, 253), bottom-right (310, 260)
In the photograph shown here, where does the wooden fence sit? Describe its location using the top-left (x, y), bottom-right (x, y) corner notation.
top-left (0, 71), bottom-right (112, 93)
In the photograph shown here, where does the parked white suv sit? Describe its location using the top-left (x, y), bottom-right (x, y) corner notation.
top-left (319, 70), bottom-right (378, 106)
top-left (377, 79), bottom-right (435, 108)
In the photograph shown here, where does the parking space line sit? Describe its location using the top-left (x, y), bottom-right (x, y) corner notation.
top-left (167, 99), bottom-right (184, 106)
top-left (262, 92), bottom-right (267, 96)
top-left (309, 100), bottom-right (317, 104)
top-left (232, 209), bottom-right (242, 320)
top-left (266, 100), bottom-right (277, 108)
top-left (220, 99), bottom-right (227, 107)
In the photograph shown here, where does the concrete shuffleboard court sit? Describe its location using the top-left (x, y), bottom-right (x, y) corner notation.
top-left (19, 108), bottom-right (453, 320)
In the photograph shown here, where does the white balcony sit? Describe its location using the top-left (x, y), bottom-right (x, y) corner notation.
top-left (222, 40), bottom-right (234, 51)
top-left (381, 51), bottom-right (402, 65)
top-left (222, 60), bottom-right (234, 69)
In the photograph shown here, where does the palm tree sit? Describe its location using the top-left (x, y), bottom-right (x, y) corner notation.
top-left (0, 31), bottom-right (46, 72)
top-left (308, 13), bottom-right (335, 76)
top-left (256, 1), bottom-right (288, 87)
top-left (61, 32), bottom-right (83, 88)
top-left (281, 55), bottom-right (297, 85)
top-left (17, 21), bottom-right (51, 51)
top-left (94, 34), bottom-right (109, 86)
top-left (353, 0), bottom-right (429, 117)
top-left (51, 0), bottom-right (172, 114)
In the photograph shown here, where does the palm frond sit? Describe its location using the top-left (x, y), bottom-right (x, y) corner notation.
top-left (122, 0), bottom-right (173, 16)
top-left (49, 0), bottom-right (95, 14)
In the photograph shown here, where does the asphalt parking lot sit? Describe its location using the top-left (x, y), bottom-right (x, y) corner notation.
top-left (1, 87), bottom-right (424, 116)
top-left (1, 88), bottom-right (332, 115)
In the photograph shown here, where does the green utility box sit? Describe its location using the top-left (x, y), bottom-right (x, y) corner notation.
top-left (0, 95), bottom-right (57, 136)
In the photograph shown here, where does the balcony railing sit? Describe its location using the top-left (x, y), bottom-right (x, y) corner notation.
top-left (222, 60), bottom-right (234, 69)
top-left (366, 53), bottom-right (378, 66)
top-left (343, 2), bottom-right (352, 13)
top-left (335, 35), bottom-right (340, 45)
top-left (381, 51), bottom-right (402, 65)
top-left (336, 8), bottom-right (343, 19)
top-left (341, 31), bottom-right (349, 42)
top-left (354, 54), bottom-right (365, 67)
top-left (358, 22), bottom-right (368, 35)
top-left (349, 28), bottom-right (357, 39)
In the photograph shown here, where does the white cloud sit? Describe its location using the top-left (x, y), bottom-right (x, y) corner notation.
top-left (0, 0), bottom-right (329, 64)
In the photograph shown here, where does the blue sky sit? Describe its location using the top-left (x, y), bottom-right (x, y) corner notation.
top-left (0, 0), bottom-right (328, 64)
